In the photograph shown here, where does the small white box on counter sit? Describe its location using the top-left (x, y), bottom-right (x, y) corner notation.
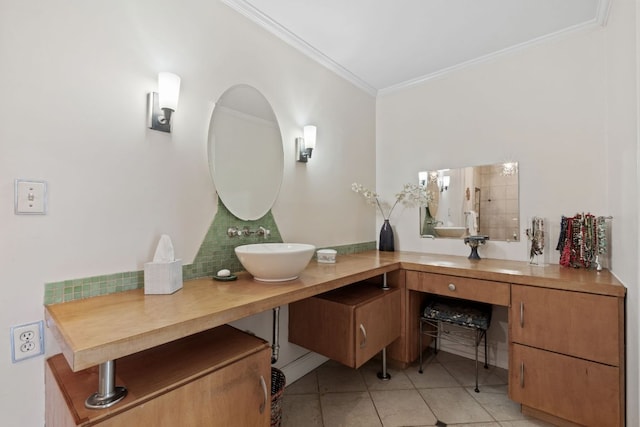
top-left (317, 249), bottom-right (337, 264)
top-left (144, 260), bottom-right (183, 294)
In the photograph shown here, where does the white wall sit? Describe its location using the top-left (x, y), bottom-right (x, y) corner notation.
top-left (2, 0), bottom-right (637, 425)
top-left (376, 2), bottom-right (638, 424)
top-left (377, 28), bottom-right (608, 259)
top-left (604, 1), bottom-right (639, 426)
top-left (0, 1), bottom-right (375, 425)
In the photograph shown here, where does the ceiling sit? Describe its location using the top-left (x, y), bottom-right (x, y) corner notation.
top-left (222, 0), bottom-right (609, 96)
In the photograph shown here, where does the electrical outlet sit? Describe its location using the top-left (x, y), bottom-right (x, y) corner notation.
top-left (10, 321), bottom-right (44, 362)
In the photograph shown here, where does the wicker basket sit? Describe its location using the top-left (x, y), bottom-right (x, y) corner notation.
top-left (270, 368), bottom-right (286, 427)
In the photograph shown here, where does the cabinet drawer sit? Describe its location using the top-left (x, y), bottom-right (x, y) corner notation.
top-left (510, 285), bottom-right (621, 365)
top-left (409, 272), bottom-right (510, 306)
top-left (289, 285), bottom-right (401, 369)
top-left (509, 343), bottom-right (621, 427)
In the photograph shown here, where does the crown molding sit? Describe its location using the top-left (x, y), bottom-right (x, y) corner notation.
top-left (596, 0), bottom-right (611, 26)
top-left (379, 4), bottom-right (610, 96)
top-left (222, 0), bottom-right (378, 96)
top-left (223, 0), bottom-right (610, 98)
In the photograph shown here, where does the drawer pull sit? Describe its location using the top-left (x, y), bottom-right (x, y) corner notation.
top-left (259, 375), bottom-right (267, 414)
top-left (519, 362), bottom-right (525, 388)
top-left (359, 324), bottom-right (367, 348)
top-left (448, 283), bottom-right (456, 291)
top-left (519, 301), bottom-right (524, 327)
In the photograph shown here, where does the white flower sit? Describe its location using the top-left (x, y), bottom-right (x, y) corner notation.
top-left (352, 182), bottom-right (432, 220)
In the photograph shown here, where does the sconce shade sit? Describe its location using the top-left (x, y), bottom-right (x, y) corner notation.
top-left (296, 125), bottom-right (317, 163)
top-left (158, 72), bottom-right (181, 111)
top-left (148, 72), bottom-right (181, 133)
top-left (501, 162), bottom-right (518, 176)
top-left (303, 125), bottom-right (316, 150)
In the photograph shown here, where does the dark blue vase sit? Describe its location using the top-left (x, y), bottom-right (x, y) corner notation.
top-left (379, 219), bottom-right (395, 251)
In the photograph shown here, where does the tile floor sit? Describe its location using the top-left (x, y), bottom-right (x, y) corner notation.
top-left (280, 350), bottom-right (555, 427)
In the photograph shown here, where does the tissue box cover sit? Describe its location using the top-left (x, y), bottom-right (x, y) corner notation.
top-left (144, 260), bottom-right (183, 294)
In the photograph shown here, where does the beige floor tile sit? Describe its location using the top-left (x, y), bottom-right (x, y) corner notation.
top-left (442, 360), bottom-right (507, 388)
top-left (499, 419), bottom-right (556, 427)
top-left (419, 387), bottom-right (494, 424)
top-left (281, 393), bottom-right (323, 427)
top-left (321, 392), bottom-right (382, 427)
top-left (359, 360), bottom-right (416, 391)
top-left (370, 389), bottom-right (437, 426)
top-left (466, 385), bottom-right (524, 421)
top-left (406, 362), bottom-right (460, 389)
top-left (317, 363), bottom-right (367, 393)
top-left (285, 371), bottom-right (318, 395)
top-left (452, 423), bottom-right (501, 427)
top-left (492, 366), bottom-right (509, 383)
top-left (283, 351), bottom-right (532, 427)
top-left (434, 350), bottom-right (473, 364)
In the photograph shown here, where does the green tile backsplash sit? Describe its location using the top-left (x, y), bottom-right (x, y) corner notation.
top-left (183, 200), bottom-right (284, 280)
top-left (44, 199), bottom-right (376, 304)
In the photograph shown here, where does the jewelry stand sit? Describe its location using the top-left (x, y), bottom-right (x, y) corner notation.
top-left (526, 217), bottom-right (548, 267)
top-left (464, 236), bottom-right (489, 260)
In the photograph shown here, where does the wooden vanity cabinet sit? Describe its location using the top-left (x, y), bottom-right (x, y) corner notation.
top-left (45, 325), bottom-right (271, 427)
top-left (288, 282), bottom-right (401, 368)
top-left (509, 285), bottom-right (625, 427)
top-left (393, 270), bottom-right (511, 365)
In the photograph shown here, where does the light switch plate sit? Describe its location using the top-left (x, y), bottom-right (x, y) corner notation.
top-left (14, 179), bottom-right (47, 214)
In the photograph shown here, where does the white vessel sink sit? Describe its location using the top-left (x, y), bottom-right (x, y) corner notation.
top-left (434, 226), bottom-right (466, 238)
top-left (234, 243), bottom-right (316, 282)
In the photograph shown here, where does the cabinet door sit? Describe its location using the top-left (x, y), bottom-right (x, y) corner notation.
top-left (354, 289), bottom-right (401, 368)
top-left (510, 285), bottom-right (621, 365)
top-left (289, 286), bottom-right (401, 369)
top-left (100, 346), bottom-right (271, 427)
top-left (509, 343), bottom-right (621, 427)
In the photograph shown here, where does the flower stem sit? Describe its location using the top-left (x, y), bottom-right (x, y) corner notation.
top-left (386, 199), bottom-right (400, 220)
top-left (375, 198), bottom-right (387, 219)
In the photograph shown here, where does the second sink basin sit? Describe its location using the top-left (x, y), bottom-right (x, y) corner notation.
top-left (434, 226), bottom-right (466, 238)
top-left (234, 243), bottom-right (316, 282)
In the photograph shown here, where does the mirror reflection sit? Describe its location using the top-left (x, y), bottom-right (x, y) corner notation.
top-left (208, 85), bottom-right (284, 220)
top-left (419, 162), bottom-right (519, 241)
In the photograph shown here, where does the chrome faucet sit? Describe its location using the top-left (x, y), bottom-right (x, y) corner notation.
top-left (227, 226), bottom-right (270, 238)
top-left (257, 226), bottom-right (270, 238)
top-left (227, 226), bottom-right (242, 237)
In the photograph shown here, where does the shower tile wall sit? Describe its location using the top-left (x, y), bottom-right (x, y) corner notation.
top-left (478, 165), bottom-right (519, 241)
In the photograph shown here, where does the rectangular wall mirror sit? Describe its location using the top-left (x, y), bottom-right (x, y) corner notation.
top-left (419, 162), bottom-right (519, 241)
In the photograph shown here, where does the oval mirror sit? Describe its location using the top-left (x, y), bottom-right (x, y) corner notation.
top-left (208, 85), bottom-right (284, 220)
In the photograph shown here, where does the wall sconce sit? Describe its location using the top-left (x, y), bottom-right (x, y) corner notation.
top-left (147, 72), bottom-right (181, 133)
top-left (440, 175), bottom-right (451, 193)
top-left (438, 175), bottom-right (450, 192)
top-left (296, 125), bottom-right (317, 163)
top-left (501, 161), bottom-right (518, 176)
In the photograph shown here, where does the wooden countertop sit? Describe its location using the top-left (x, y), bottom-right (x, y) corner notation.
top-left (45, 250), bottom-right (625, 372)
top-left (354, 251), bottom-right (627, 297)
top-left (45, 253), bottom-right (397, 372)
